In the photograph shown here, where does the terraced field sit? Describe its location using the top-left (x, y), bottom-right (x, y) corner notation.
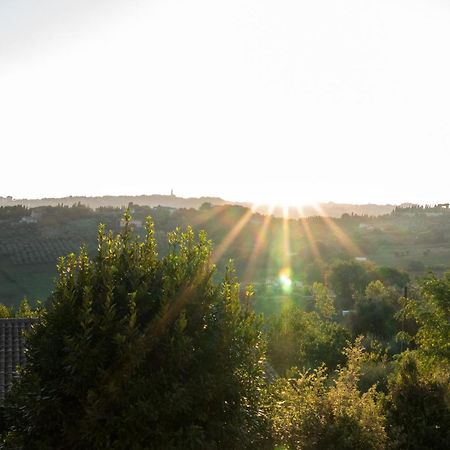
top-left (0, 219), bottom-right (100, 306)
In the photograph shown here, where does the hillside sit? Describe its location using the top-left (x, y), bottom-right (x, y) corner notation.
top-left (0, 194), bottom-right (229, 210)
top-left (1, 194), bottom-right (403, 218)
top-left (1, 203), bottom-right (450, 308)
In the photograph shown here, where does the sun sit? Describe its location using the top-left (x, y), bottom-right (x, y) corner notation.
top-left (251, 193), bottom-right (319, 215)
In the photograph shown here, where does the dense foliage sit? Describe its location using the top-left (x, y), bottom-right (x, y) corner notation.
top-left (1, 212), bottom-right (449, 449)
top-left (266, 339), bottom-right (387, 450)
top-left (386, 273), bottom-right (450, 449)
top-left (3, 216), bottom-right (269, 449)
top-left (267, 307), bottom-right (350, 374)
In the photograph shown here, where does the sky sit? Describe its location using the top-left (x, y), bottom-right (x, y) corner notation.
top-left (1, 0), bottom-right (450, 206)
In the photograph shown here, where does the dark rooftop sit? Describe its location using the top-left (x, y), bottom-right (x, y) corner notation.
top-left (0, 318), bottom-right (38, 403)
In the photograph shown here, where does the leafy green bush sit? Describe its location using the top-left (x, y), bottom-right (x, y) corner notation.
top-left (385, 352), bottom-right (450, 449)
top-left (386, 273), bottom-right (450, 448)
top-left (267, 306), bottom-right (350, 374)
top-left (265, 338), bottom-right (387, 450)
top-left (3, 216), bottom-right (270, 450)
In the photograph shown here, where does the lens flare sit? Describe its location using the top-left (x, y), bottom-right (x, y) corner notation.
top-left (279, 268), bottom-right (292, 292)
top-left (211, 208), bottom-right (254, 264)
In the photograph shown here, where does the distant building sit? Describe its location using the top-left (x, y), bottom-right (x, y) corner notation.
top-left (0, 318), bottom-right (39, 403)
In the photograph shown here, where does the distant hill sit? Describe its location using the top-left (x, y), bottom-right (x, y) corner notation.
top-left (253, 202), bottom-right (397, 218)
top-left (0, 195), bottom-right (229, 211)
top-left (1, 195), bottom-right (401, 217)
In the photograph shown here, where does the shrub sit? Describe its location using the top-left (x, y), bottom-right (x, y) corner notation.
top-left (3, 216), bottom-right (270, 450)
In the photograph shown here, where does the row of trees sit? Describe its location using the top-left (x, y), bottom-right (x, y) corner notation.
top-left (0, 216), bottom-right (449, 449)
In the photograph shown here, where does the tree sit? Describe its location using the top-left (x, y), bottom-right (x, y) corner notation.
top-left (312, 282), bottom-right (335, 320)
top-left (0, 304), bottom-right (12, 318)
top-left (266, 338), bottom-right (387, 450)
top-left (386, 273), bottom-right (450, 448)
top-left (267, 306), bottom-right (350, 374)
top-left (399, 272), bottom-right (450, 367)
top-left (377, 266), bottom-right (409, 290)
top-left (350, 281), bottom-right (399, 341)
top-left (386, 352), bottom-right (450, 449)
top-left (327, 260), bottom-right (373, 310)
top-left (3, 216), bottom-right (270, 450)
top-left (16, 297), bottom-right (43, 318)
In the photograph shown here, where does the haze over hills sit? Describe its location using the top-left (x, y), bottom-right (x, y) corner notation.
top-left (0, 194), bottom-right (229, 211)
top-left (0, 194), bottom-right (400, 218)
top-left (253, 202), bottom-right (398, 218)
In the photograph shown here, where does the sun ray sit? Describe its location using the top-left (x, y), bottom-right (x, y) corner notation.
top-left (242, 208), bottom-right (273, 283)
top-left (296, 205), bottom-right (323, 263)
top-left (211, 207), bottom-right (254, 265)
top-left (190, 203), bottom-right (226, 227)
top-left (269, 203), bottom-right (294, 293)
top-left (311, 203), bottom-right (363, 257)
top-left (282, 203), bottom-right (291, 269)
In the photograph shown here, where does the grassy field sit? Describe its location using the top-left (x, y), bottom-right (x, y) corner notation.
top-left (0, 260), bottom-right (56, 307)
top-left (0, 218), bottom-right (100, 307)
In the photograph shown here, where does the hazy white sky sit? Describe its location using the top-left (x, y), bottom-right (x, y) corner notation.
top-left (1, 0), bottom-right (450, 205)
